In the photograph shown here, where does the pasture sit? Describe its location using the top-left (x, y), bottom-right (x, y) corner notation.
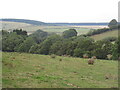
top-left (2, 52), bottom-right (118, 88)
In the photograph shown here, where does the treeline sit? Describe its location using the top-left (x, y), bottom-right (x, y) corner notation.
top-left (87, 19), bottom-right (118, 36)
top-left (1, 28), bottom-right (119, 60)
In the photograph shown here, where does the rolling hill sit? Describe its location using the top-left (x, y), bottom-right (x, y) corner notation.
top-left (0, 19), bottom-right (46, 25)
top-left (2, 52), bottom-right (118, 88)
top-left (90, 30), bottom-right (118, 41)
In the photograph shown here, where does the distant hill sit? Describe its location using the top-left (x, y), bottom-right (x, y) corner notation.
top-left (0, 18), bottom-right (108, 26)
top-left (0, 19), bottom-right (47, 25)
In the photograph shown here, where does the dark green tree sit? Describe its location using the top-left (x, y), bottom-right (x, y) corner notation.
top-left (112, 36), bottom-right (120, 60)
top-left (29, 44), bottom-right (41, 54)
top-left (2, 32), bottom-right (24, 52)
top-left (62, 29), bottom-right (77, 38)
top-left (29, 29), bottom-right (48, 43)
top-left (17, 37), bottom-right (36, 52)
top-left (92, 40), bottom-right (113, 59)
top-left (37, 34), bottom-right (63, 55)
top-left (73, 48), bottom-right (85, 57)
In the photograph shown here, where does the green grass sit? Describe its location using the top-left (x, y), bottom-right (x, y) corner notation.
top-left (2, 52), bottom-right (118, 88)
top-left (90, 30), bottom-right (118, 41)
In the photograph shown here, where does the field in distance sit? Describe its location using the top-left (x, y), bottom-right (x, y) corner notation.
top-left (1, 21), bottom-right (107, 35)
top-left (2, 52), bottom-right (118, 88)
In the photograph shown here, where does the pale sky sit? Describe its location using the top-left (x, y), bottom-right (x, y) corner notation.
top-left (1, 0), bottom-right (119, 23)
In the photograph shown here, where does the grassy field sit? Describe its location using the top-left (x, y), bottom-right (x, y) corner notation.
top-left (90, 30), bottom-right (118, 41)
top-left (2, 52), bottom-right (118, 88)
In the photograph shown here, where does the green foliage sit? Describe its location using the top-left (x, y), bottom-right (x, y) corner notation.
top-left (73, 48), bottom-right (85, 57)
top-left (72, 37), bottom-right (94, 57)
top-left (92, 40), bottom-right (113, 59)
top-left (75, 37), bottom-right (94, 50)
top-left (2, 28), bottom-right (119, 60)
top-left (108, 19), bottom-right (118, 29)
top-left (17, 37), bottom-right (36, 52)
top-left (50, 41), bottom-right (63, 55)
top-left (29, 44), bottom-right (41, 54)
top-left (50, 39), bottom-right (76, 56)
top-left (29, 29), bottom-right (48, 43)
top-left (2, 32), bottom-right (25, 52)
top-left (65, 41), bottom-right (77, 56)
top-left (62, 29), bottom-right (77, 38)
top-left (112, 36), bottom-right (120, 60)
top-left (35, 34), bottom-right (63, 55)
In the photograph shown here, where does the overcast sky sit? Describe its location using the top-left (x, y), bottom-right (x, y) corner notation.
top-left (1, 0), bottom-right (119, 23)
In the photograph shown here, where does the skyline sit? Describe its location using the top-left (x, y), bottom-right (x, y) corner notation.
top-left (1, 0), bottom-right (119, 23)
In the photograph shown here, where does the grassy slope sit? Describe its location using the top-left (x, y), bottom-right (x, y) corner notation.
top-left (2, 52), bottom-right (118, 88)
top-left (90, 30), bottom-right (118, 41)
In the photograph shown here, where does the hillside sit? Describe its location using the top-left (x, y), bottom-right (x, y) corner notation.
top-left (90, 30), bottom-right (118, 41)
top-left (2, 52), bottom-right (118, 88)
